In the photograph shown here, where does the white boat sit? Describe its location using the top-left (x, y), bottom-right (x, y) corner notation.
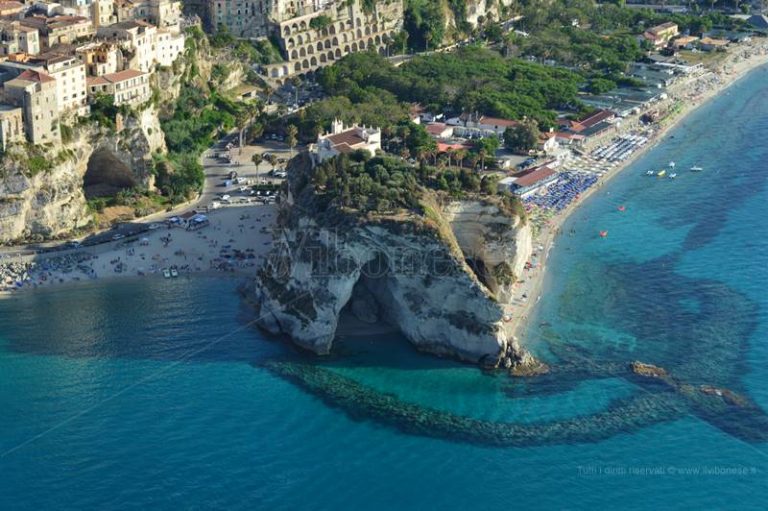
top-left (162, 268), bottom-right (171, 278)
top-left (669, 161), bottom-right (676, 168)
top-left (669, 173), bottom-right (677, 179)
top-left (646, 170), bottom-right (655, 175)
top-left (170, 267), bottom-right (179, 278)
top-left (690, 165), bottom-right (703, 171)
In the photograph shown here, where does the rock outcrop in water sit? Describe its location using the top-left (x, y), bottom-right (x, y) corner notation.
top-left (249, 153), bottom-right (539, 370)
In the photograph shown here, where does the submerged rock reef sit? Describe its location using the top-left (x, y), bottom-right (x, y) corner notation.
top-left (250, 154), bottom-right (540, 371)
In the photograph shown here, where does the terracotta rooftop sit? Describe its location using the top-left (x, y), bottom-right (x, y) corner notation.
top-left (21, 15), bottom-right (91, 31)
top-left (108, 20), bottom-right (155, 31)
top-left (16, 68), bottom-right (55, 83)
top-left (326, 129), bottom-right (365, 148)
top-left (0, 1), bottom-right (23, 11)
top-left (512, 166), bottom-right (556, 188)
top-left (478, 116), bottom-right (518, 128)
top-left (425, 123), bottom-right (449, 136)
top-left (574, 109), bottom-right (615, 131)
top-left (648, 22), bottom-right (678, 34)
top-left (88, 68), bottom-right (145, 85)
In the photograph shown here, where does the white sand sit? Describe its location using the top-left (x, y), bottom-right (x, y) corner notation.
top-left (1, 204), bottom-right (277, 294)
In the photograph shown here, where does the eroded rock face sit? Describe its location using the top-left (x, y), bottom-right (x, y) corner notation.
top-left (250, 155), bottom-right (537, 368)
top-left (0, 106), bottom-right (166, 243)
top-left (443, 200), bottom-right (531, 302)
top-left (254, 220), bottom-right (510, 362)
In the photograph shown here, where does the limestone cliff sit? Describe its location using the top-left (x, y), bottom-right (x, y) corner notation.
top-left (0, 106), bottom-right (166, 243)
top-left (0, 29), bottom-right (247, 244)
top-left (439, 0), bottom-right (516, 42)
top-left (249, 154), bottom-right (538, 370)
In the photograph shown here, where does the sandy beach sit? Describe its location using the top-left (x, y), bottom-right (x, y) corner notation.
top-left (0, 204), bottom-right (276, 295)
top-left (503, 40), bottom-right (768, 344)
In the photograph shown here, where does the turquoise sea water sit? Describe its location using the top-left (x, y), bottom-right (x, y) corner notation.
top-left (3, 69), bottom-right (768, 509)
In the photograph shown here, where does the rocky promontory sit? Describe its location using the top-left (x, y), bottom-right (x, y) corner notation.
top-left (249, 152), bottom-right (540, 371)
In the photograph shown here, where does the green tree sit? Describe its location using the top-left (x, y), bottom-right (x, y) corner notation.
top-left (475, 136), bottom-right (500, 170)
top-left (236, 100), bottom-right (260, 154)
top-left (504, 121), bottom-right (540, 154)
top-left (251, 153), bottom-right (263, 168)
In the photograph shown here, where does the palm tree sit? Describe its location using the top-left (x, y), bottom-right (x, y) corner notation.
top-left (247, 122), bottom-right (264, 143)
top-left (286, 124), bottom-right (299, 158)
top-left (236, 100), bottom-right (260, 155)
top-left (251, 153), bottom-right (263, 168)
top-left (445, 148), bottom-right (454, 168)
top-left (455, 149), bottom-right (467, 169)
top-left (468, 154), bottom-right (480, 171)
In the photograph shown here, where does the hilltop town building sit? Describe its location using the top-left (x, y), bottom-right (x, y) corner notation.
top-left (642, 22), bottom-right (678, 48)
top-left (0, 68), bottom-right (60, 144)
top-left (310, 118), bottom-right (381, 164)
top-left (198, 0), bottom-right (402, 82)
top-left (86, 68), bottom-right (150, 105)
top-left (20, 15), bottom-right (95, 49)
top-left (0, 20), bottom-right (40, 55)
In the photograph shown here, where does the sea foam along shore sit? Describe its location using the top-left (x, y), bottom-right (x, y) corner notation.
top-left (0, 205), bottom-right (277, 295)
top-left (503, 40), bottom-right (768, 346)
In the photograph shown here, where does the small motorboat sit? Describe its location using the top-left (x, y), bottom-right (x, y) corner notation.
top-left (669, 161), bottom-right (676, 168)
top-left (690, 165), bottom-right (703, 171)
top-left (162, 268), bottom-right (171, 279)
top-left (599, 230), bottom-right (608, 238)
top-left (646, 170), bottom-right (655, 176)
top-left (617, 205), bottom-right (626, 212)
top-left (170, 267), bottom-right (179, 278)
top-left (657, 169), bottom-right (666, 177)
top-left (669, 173), bottom-right (677, 179)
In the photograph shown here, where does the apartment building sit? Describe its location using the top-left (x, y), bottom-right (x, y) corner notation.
top-left (115, 0), bottom-right (182, 32)
top-left (76, 41), bottom-right (123, 76)
top-left (0, 21), bottom-right (40, 55)
top-left (97, 19), bottom-right (183, 71)
top-left (1, 68), bottom-right (59, 144)
top-left (28, 51), bottom-right (88, 115)
top-left (0, 1), bottom-right (24, 19)
top-left (91, 0), bottom-right (117, 27)
top-left (86, 68), bottom-right (150, 105)
top-left (20, 15), bottom-right (95, 49)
